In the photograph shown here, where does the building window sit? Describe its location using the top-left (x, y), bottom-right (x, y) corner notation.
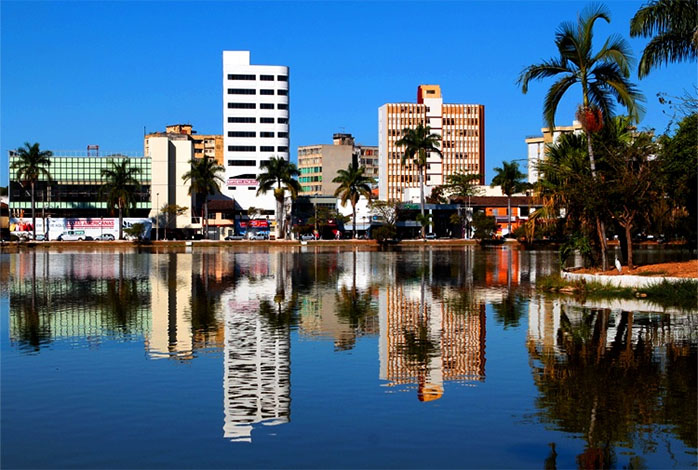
top-left (260, 146), bottom-right (274, 152)
top-left (278, 104), bottom-right (288, 110)
top-left (277, 146), bottom-right (288, 152)
top-left (228, 74), bottom-right (255, 80)
top-left (260, 89), bottom-right (274, 95)
top-left (277, 118), bottom-right (288, 124)
top-left (277, 75), bottom-right (288, 81)
top-left (228, 146), bottom-right (256, 152)
top-left (228, 131), bottom-right (256, 137)
top-left (259, 160), bottom-right (269, 167)
top-left (248, 187), bottom-right (256, 190)
top-left (228, 88), bottom-right (256, 95)
top-left (260, 132), bottom-right (274, 138)
top-left (277, 89), bottom-right (288, 96)
top-left (260, 75), bottom-right (274, 81)
top-left (228, 103), bottom-right (256, 109)
top-left (228, 117), bottom-right (256, 123)
top-left (260, 103), bottom-right (274, 109)
top-left (278, 132), bottom-right (288, 138)
top-left (260, 117), bottom-right (274, 123)
top-left (228, 160), bottom-right (257, 166)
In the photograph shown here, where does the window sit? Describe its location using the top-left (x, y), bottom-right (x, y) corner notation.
top-left (228, 160), bottom-right (256, 166)
top-left (228, 146), bottom-right (256, 152)
top-left (278, 132), bottom-right (288, 138)
top-left (277, 75), bottom-right (288, 81)
top-left (260, 132), bottom-right (274, 138)
top-left (260, 75), bottom-right (274, 81)
top-left (228, 74), bottom-right (255, 80)
top-left (277, 89), bottom-right (288, 96)
top-left (228, 88), bottom-right (256, 94)
top-left (277, 118), bottom-right (288, 124)
top-left (228, 117), bottom-right (256, 123)
top-left (260, 146), bottom-right (274, 152)
top-left (229, 187), bottom-right (236, 190)
top-left (248, 187), bottom-right (256, 190)
top-left (277, 146), bottom-right (288, 152)
top-left (260, 89), bottom-right (274, 95)
top-left (228, 131), bottom-right (256, 137)
top-left (260, 103), bottom-right (274, 109)
top-left (259, 160), bottom-right (269, 167)
top-left (260, 117), bottom-right (274, 123)
top-left (278, 104), bottom-right (288, 110)
top-left (228, 103), bottom-right (255, 109)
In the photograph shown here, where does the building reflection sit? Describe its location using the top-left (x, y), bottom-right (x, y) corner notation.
top-left (527, 297), bottom-right (698, 467)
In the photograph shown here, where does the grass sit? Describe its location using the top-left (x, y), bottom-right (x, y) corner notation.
top-left (537, 274), bottom-right (698, 311)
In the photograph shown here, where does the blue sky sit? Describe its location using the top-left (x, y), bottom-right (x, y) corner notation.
top-left (1, 0), bottom-right (694, 187)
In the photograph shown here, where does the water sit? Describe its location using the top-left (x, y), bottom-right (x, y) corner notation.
top-left (1, 246), bottom-right (696, 469)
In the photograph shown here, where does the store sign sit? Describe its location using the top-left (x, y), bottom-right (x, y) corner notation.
top-left (227, 178), bottom-right (257, 186)
top-left (239, 220), bottom-right (269, 228)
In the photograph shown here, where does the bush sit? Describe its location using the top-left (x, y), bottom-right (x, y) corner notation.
top-left (472, 212), bottom-right (497, 239)
top-left (373, 225), bottom-right (397, 245)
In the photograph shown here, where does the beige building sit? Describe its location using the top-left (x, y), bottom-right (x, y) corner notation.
top-left (525, 120), bottom-right (583, 184)
top-left (298, 133), bottom-right (378, 196)
top-left (378, 85), bottom-right (485, 202)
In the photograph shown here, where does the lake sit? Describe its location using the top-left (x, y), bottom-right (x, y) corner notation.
top-left (1, 246), bottom-right (696, 468)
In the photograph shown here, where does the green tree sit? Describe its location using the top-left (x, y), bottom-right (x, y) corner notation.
top-left (101, 159), bottom-right (141, 240)
top-left (332, 162), bottom-right (375, 239)
top-left (491, 161), bottom-right (527, 237)
top-left (10, 142), bottom-right (52, 239)
top-left (518, 3), bottom-right (645, 270)
top-left (257, 156), bottom-right (301, 239)
top-left (395, 123), bottom-right (443, 238)
top-left (472, 211), bottom-right (497, 239)
top-left (444, 172), bottom-right (482, 238)
top-left (182, 157), bottom-right (224, 239)
top-left (657, 112), bottom-right (698, 244)
top-left (160, 204), bottom-right (188, 240)
top-left (630, 0), bottom-right (698, 78)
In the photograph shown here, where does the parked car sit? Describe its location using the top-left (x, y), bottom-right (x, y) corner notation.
top-left (248, 232), bottom-right (268, 240)
top-left (97, 234), bottom-right (115, 241)
top-left (300, 234), bottom-right (314, 241)
top-left (57, 230), bottom-right (90, 241)
top-left (425, 233), bottom-right (437, 240)
top-left (225, 235), bottom-right (244, 240)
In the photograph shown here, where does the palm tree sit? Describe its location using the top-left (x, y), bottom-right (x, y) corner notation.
top-left (491, 161), bottom-right (527, 237)
top-left (518, 3), bottom-right (645, 270)
top-left (257, 156), bottom-right (301, 239)
top-left (630, 0), bottom-right (698, 78)
top-left (333, 162), bottom-right (375, 239)
top-left (182, 157), bottom-right (225, 239)
top-left (10, 142), bottom-right (52, 239)
top-left (395, 123), bottom-right (443, 238)
top-left (101, 159), bottom-right (141, 240)
top-left (444, 171), bottom-right (482, 238)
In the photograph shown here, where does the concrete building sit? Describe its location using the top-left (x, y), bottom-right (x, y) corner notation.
top-left (8, 150), bottom-right (151, 219)
top-left (144, 131), bottom-right (196, 230)
top-left (378, 85), bottom-right (484, 202)
top-left (298, 133), bottom-right (378, 196)
top-left (526, 120), bottom-right (583, 184)
top-left (151, 124), bottom-right (224, 165)
top-left (222, 50), bottom-right (289, 221)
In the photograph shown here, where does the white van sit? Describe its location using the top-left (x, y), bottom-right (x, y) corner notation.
top-left (57, 230), bottom-right (90, 241)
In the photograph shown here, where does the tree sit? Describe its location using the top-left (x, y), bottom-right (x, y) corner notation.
top-left (491, 161), bottom-right (527, 237)
top-left (472, 212), bottom-right (497, 239)
top-left (333, 162), bottom-right (375, 239)
top-left (123, 223), bottom-right (145, 241)
top-left (630, 0), bottom-right (698, 78)
top-left (444, 172), bottom-right (482, 238)
top-left (101, 159), bottom-right (141, 240)
top-left (395, 123), bottom-right (443, 238)
top-left (518, 3), bottom-right (645, 270)
top-left (160, 204), bottom-right (188, 240)
top-left (257, 156), bottom-right (301, 239)
top-left (10, 142), bottom-right (52, 240)
top-left (182, 157), bottom-right (224, 240)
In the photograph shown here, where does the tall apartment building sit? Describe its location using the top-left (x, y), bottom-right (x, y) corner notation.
top-left (525, 120), bottom-right (583, 184)
top-left (297, 133), bottom-right (378, 196)
top-left (378, 85), bottom-right (484, 202)
top-left (222, 51), bottom-right (289, 217)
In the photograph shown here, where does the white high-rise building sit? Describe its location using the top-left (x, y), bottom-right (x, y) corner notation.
top-left (222, 50), bottom-right (289, 218)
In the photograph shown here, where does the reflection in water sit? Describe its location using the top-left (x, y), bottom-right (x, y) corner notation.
top-left (528, 297), bottom-right (697, 468)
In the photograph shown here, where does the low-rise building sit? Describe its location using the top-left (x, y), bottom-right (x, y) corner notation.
top-left (298, 133), bottom-right (378, 196)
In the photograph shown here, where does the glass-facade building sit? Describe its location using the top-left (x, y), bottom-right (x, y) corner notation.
top-left (9, 152), bottom-right (151, 218)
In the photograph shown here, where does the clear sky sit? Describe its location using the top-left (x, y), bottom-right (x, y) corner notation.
top-left (1, 0), bottom-right (695, 187)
